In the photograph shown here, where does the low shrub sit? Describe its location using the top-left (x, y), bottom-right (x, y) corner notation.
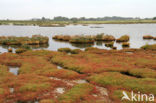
top-left (70, 49), bottom-right (82, 54)
top-left (40, 99), bottom-right (54, 103)
top-left (40, 68), bottom-right (84, 80)
top-left (0, 88), bottom-right (4, 95)
top-left (128, 68), bottom-right (156, 78)
top-left (95, 33), bottom-right (115, 41)
top-left (87, 72), bottom-right (156, 95)
top-left (70, 36), bottom-right (94, 44)
top-left (122, 42), bottom-right (130, 47)
top-left (0, 53), bottom-right (22, 66)
top-left (103, 35), bottom-right (115, 41)
top-left (85, 47), bottom-right (99, 51)
top-left (143, 35), bottom-right (154, 39)
top-left (21, 50), bottom-right (55, 57)
top-left (105, 42), bottom-right (114, 48)
top-left (12, 74), bottom-right (68, 102)
top-left (95, 33), bottom-right (104, 41)
top-left (58, 83), bottom-right (95, 103)
top-left (58, 48), bottom-right (71, 53)
top-left (141, 44), bottom-right (156, 50)
top-left (116, 35), bottom-right (130, 42)
top-left (19, 83), bottom-right (51, 92)
top-left (111, 90), bottom-right (134, 103)
top-left (15, 48), bottom-right (27, 54)
top-left (0, 35), bottom-right (49, 45)
top-left (134, 58), bottom-right (156, 69)
top-left (53, 35), bottom-right (71, 41)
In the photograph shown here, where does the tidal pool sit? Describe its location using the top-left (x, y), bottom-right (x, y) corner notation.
top-left (9, 67), bottom-right (19, 75)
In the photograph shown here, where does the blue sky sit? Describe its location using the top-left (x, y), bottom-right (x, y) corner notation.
top-left (0, 0), bottom-right (156, 20)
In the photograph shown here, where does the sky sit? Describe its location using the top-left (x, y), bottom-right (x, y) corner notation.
top-left (0, 0), bottom-right (156, 20)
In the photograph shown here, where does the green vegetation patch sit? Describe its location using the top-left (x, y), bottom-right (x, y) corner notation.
top-left (122, 42), bottom-right (130, 48)
top-left (141, 44), bottom-right (156, 50)
top-left (40, 99), bottom-right (55, 103)
top-left (87, 72), bottom-right (156, 95)
top-left (95, 33), bottom-right (115, 41)
top-left (0, 35), bottom-right (49, 45)
top-left (70, 36), bottom-right (94, 44)
top-left (105, 42), bottom-right (114, 48)
top-left (0, 88), bottom-right (4, 95)
top-left (20, 83), bottom-right (51, 92)
top-left (58, 48), bottom-right (82, 54)
top-left (53, 35), bottom-right (71, 41)
top-left (58, 83), bottom-right (95, 103)
top-left (116, 35), bottom-right (130, 42)
top-left (128, 68), bottom-right (156, 78)
top-left (58, 48), bottom-right (71, 53)
top-left (15, 48), bottom-right (27, 54)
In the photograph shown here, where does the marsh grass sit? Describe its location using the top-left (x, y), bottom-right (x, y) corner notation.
top-left (15, 48), bottom-right (27, 54)
top-left (58, 48), bottom-right (71, 53)
top-left (69, 36), bottom-right (94, 44)
top-left (122, 42), bottom-right (130, 47)
top-left (116, 35), bottom-right (130, 42)
top-left (58, 83), bottom-right (96, 103)
top-left (40, 99), bottom-right (55, 103)
top-left (53, 34), bottom-right (116, 45)
top-left (105, 42), bottom-right (114, 48)
top-left (0, 35), bottom-right (49, 46)
top-left (143, 35), bottom-right (154, 39)
top-left (141, 44), bottom-right (156, 50)
top-left (87, 72), bottom-right (156, 95)
top-left (128, 68), bottom-right (156, 78)
top-left (58, 48), bottom-right (82, 54)
top-left (53, 35), bottom-right (71, 41)
top-left (0, 48), bottom-right (156, 103)
top-left (95, 33), bottom-right (115, 41)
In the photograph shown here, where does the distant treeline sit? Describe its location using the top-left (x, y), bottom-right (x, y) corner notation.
top-left (31, 16), bottom-right (156, 21)
top-left (53, 16), bottom-right (139, 21)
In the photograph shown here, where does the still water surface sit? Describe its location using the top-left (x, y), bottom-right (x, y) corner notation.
top-left (0, 24), bottom-right (156, 53)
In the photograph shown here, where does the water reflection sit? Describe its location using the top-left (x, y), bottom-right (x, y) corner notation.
top-left (1, 44), bottom-right (49, 49)
top-left (0, 44), bottom-right (49, 53)
top-left (96, 41), bottom-right (103, 46)
top-left (71, 43), bottom-right (94, 48)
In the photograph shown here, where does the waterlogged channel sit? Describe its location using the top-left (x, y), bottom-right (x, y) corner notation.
top-left (0, 24), bottom-right (156, 53)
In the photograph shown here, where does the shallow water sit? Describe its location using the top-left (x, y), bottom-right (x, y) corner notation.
top-left (9, 88), bottom-right (14, 93)
top-left (55, 87), bottom-right (65, 94)
top-left (57, 66), bottom-right (63, 69)
top-left (9, 67), bottom-right (19, 75)
top-left (0, 24), bottom-right (156, 53)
